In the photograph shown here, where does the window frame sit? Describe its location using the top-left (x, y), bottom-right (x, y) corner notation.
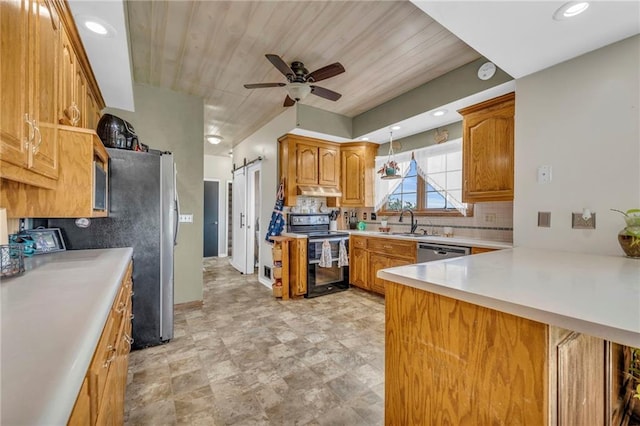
top-left (378, 159), bottom-right (473, 217)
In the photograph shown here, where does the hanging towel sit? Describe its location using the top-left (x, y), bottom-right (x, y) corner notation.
top-left (265, 179), bottom-right (285, 243)
top-left (319, 240), bottom-right (332, 268)
top-left (338, 240), bottom-right (349, 267)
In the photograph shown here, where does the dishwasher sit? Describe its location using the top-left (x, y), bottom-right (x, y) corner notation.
top-left (417, 242), bottom-right (471, 263)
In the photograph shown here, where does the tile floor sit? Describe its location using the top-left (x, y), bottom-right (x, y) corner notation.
top-left (124, 257), bottom-right (386, 425)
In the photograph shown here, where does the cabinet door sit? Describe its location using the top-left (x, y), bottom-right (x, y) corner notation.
top-left (29, 0), bottom-right (59, 179)
top-left (59, 29), bottom-right (77, 125)
top-left (341, 148), bottom-right (364, 206)
top-left (68, 378), bottom-right (91, 426)
top-left (74, 66), bottom-right (87, 128)
top-left (461, 94), bottom-right (514, 202)
top-left (0, 0), bottom-right (29, 168)
top-left (86, 89), bottom-right (100, 130)
top-left (318, 146), bottom-right (339, 186)
top-left (296, 143), bottom-right (319, 185)
top-left (369, 253), bottom-right (390, 295)
top-left (350, 247), bottom-right (369, 290)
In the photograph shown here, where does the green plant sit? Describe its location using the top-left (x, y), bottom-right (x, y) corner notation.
top-left (631, 348), bottom-right (640, 400)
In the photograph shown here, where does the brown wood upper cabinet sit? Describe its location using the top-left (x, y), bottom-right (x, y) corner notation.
top-left (0, 0), bottom-right (60, 188)
top-left (2, 127), bottom-right (109, 218)
top-left (279, 134), bottom-right (340, 206)
top-left (339, 143), bottom-right (377, 208)
top-left (458, 92), bottom-right (515, 202)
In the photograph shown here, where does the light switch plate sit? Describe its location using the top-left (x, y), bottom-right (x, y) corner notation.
top-left (572, 212), bottom-right (596, 229)
top-left (537, 165), bottom-right (552, 183)
top-left (179, 214), bottom-right (193, 223)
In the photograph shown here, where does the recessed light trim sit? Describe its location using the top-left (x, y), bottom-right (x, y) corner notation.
top-left (362, 137), bottom-right (369, 141)
top-left (206, 135), bottom-right (223, 145)
top-left (432, 109), bottom-right (447, 117)
top-left (85, 21), bottom-right (108, 35)
top-left (553, 1), bottom-right (589, 20)
top-left (391, 125), bottom-right (401, 130)
top-left (79, 16), bottom-right (116, 37)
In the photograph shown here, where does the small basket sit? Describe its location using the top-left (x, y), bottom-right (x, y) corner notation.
top-left (0, 244), bottom-right (25, 277)
top-left (272, 282), bottom-right (283, 298)
top-left (273, 267), bottom-right (283, 279)
top-left (272, 248), bottom-right (282, 261)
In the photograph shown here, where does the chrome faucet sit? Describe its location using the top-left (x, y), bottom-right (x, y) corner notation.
top-left (399, 208), bottom-right (418, 233)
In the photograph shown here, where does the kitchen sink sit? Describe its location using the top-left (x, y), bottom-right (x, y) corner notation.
top-left (389, 232), bottom-right (441, 238)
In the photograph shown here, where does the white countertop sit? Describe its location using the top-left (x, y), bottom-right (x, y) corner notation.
top-left (378, 247), bottom-right (640, 347)
top-left (1, 247), bottom-right (133, 425)
top-left (282, 230), bottom-right (512, 250)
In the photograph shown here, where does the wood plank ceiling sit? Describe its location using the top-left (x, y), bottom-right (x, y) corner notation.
top-left (127, 1), bottom-right (480, 155)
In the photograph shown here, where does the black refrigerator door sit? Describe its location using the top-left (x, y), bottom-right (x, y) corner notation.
top-left (49, 149), bottom-right (164, 349)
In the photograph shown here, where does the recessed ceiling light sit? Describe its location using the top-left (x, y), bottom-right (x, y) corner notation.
top-left (79, 16), bottom-right (116, 37)
top-left (362, 137), bottom-right (369, 141)
top-left (206, 135), bottom-right (223, 145)
top-left (391, 125), bottom-right (401, 130)
top-left (85, 21), bottom-right (107, 35)
top-left (432, 109), bottom-right (447, 117)
top-left (553, 1), bottom-right (589, 20)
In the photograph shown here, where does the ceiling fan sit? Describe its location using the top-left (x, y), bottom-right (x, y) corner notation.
top-left (244, 54), bottom-right (345, 107)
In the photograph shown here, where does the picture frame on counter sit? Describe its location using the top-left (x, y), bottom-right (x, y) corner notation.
top-left (24, 228), bottom-right (66, 255)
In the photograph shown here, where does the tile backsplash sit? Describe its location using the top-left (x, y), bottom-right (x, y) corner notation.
top-left (348, 201), bottom-right (514, 243)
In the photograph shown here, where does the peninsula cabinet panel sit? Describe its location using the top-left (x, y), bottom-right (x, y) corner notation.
top-left (554, 330), bottom-right (606, 426)
top-left (289, 238), bottom-right (308, 297)
top-left (459, 92), bottom-right (514, 203)
top-left (385, 282), bottom-right (547, 425)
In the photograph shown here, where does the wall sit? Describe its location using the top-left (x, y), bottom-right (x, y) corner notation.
top-left (232, 108), bottom-right (297, 287)
top-left (353, 57), bottom-right (512, 137)
top-left (204, 155), bottom-right (233, 256)
top-left (514, 35), bottom-right (640, 255)
top-left (105, 83), bottom-right (204, 303)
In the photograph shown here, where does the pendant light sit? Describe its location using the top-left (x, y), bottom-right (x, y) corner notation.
top-left (378, 130), bottom-right (401, 180)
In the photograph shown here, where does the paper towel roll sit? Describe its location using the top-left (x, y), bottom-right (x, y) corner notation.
top-left (0, 208), bottom-right (8, 245)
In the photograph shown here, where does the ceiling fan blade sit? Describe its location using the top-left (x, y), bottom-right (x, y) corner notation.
top-left (283, 95), bottom-right (296, 107)
top-left (310, 85), bottom-right (342, 101)
top-left (307, 62), bottom-right (345, 83)
top-left (266, 54), bottom-right (295, 79)
top-left (244, 82), bottom-right (286, 89)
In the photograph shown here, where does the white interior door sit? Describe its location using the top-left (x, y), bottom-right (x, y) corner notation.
top-left (231, 168), bottom-right (247, 273)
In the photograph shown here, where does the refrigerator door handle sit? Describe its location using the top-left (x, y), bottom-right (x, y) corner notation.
top-left (174, 164), bottom-right (180, 246)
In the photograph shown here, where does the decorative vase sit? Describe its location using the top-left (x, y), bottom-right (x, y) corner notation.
top-left (618, 226), bottom-right (640, 258)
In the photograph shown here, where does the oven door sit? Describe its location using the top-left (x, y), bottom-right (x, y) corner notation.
top-left (307, 238), bottom-right (349, 297)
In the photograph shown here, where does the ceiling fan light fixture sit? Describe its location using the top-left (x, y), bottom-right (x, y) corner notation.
top-left (206, 135), bottom-right (223, 145)
top-left (287, 83), bottom-right (311, 101)
top-left (553, 1), bottom-right (589, 20)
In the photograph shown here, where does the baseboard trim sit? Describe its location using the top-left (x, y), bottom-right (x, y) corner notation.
top-left (174, 300), bottom-right (203, 311)
top-left (258, 275), bottom-right (272, 289)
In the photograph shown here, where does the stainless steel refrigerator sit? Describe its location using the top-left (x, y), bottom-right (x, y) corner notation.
top-left (49, 148), bottom-right (179, 349)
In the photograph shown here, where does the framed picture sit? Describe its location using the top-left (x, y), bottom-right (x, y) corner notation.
top-left (24, 228), bottom-right (66, 255)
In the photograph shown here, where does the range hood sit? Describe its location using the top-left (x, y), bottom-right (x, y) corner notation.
top-left (297, 185), bottom-right (342, 197)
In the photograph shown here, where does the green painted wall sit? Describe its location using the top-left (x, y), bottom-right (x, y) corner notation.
top-left (296, 104), bottom-right (352, 138)
top-left (377, 121), bottom-right (463, 156)
top-left (105, 83), bottom-right (204, 304)
top-left (353, 58), bottom-right (512, 137)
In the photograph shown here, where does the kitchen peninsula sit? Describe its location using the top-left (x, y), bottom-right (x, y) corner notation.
top-left (379, 247), bottom-right (640, 424)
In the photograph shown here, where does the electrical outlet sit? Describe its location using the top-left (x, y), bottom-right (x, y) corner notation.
top-left (179, 214), bottom-right (193, 223)
top-left (484, 213), bottom-right (497, 223)
top-left (572, 212), bottom-right (596, 229)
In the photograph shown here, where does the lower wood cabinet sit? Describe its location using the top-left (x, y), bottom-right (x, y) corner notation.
top-left (385, 282), bottom-right (610, 425)
top-left (288, 238), bottom-right (308, 297)
top-left (349, 235), bottom-right (417, 295)
top-left (68, 261), bottom-right (133, 425)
